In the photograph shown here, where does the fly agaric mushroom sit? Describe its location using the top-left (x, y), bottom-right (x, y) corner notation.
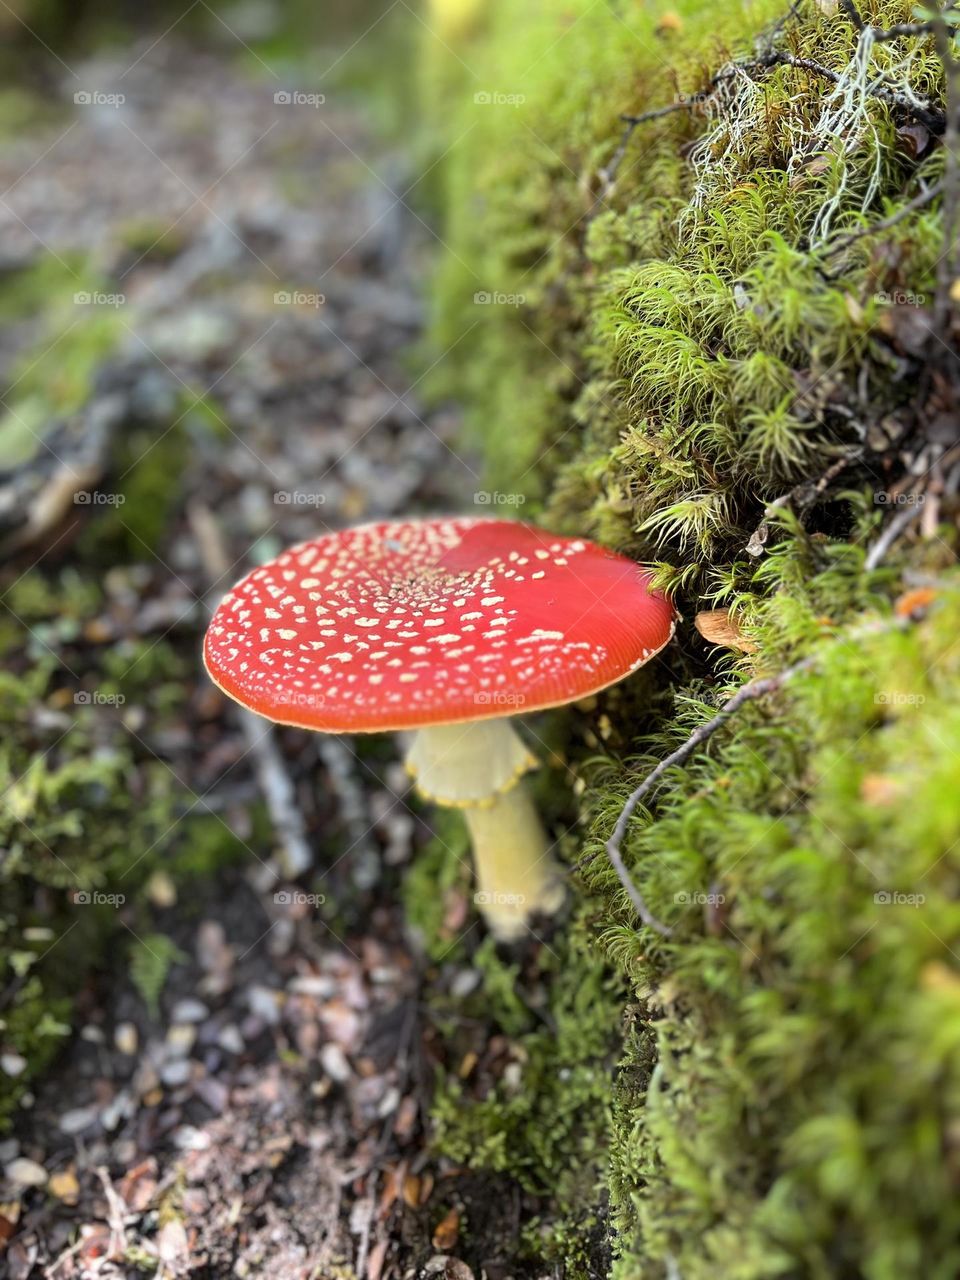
top-left (203, 517), bottom-right (674, 938)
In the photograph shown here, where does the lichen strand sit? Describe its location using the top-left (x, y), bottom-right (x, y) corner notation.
top-left (423, 0), bottom-right (960, 1273)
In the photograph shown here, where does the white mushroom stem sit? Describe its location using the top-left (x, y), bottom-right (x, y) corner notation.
top-left (405, 717), bottom-right (565, 940)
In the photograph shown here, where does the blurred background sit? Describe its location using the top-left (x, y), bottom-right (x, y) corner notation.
top-left (0, 3), bottom-right (540, 1275)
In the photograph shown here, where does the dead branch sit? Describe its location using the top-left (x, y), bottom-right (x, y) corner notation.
top-left (592, 612), bottom-right (920, 937)
top-left (863, 500), bottom-right (925, 569)
top-left (823, 179), bottom-right (945, 259)
top-left (745, 451), bottom-right (861, 556)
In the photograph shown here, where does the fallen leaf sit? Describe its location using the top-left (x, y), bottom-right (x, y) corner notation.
top-left (432, 1207), bottom-right (460, 1251)
top-left (694, 609), bottom-right (758, 653)
top-left (894, 587), bottom-right (938, 618)
top-left (896, 122), bottom-right (932, 160)
top-left (48, 1167), bottom-right (80, 1206)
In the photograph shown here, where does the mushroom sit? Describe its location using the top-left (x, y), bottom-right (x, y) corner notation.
top-left (203, 517), bottom-right (674, 939)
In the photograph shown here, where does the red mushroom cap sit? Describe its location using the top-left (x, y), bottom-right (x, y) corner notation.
top-left (203, 517), bottom-right (674, 732)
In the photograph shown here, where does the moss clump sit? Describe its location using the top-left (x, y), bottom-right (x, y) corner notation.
top-left (0, 258), bottom-right (245, 1127)
top-left (423, 0), bottom-right (960, 1273)
top-left (409, 828), bottom-right (625, 1272)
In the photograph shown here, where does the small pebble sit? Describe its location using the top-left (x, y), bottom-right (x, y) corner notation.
top-left (160, 1060), bottom-right (192, 1088)
top-left (0, 1054), bottom-right (27, 1077)
top-left (320, 1043), bottom-right (351, 1083)
top-left (288, 975), bottom-right (336, 998)
top-left (217, 1025), bottom-right (244, 1055)
top-left (165, 1025), bottom-right (197, 1057)
top-left (450, 969), bottom-right (482, 999)
top-left (5, 1157), bottom-right (47, 1188)
top-left (247, 985), bottom-right (282, 1025)
top-left (59, 1107), bottom-right (98, 1136)
top-left (115, 1022), bottom-right (139, 1055)
top-left (100, 1092), bottom-right (134, 1132)
top-left (171, 999), bottom-right (208, 1023)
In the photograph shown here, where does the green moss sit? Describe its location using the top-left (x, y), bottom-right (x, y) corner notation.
top-left (412, 833), bottom-right (625, 1272)
top-left (0, 256), bottom-right (270, 1116)
top-left (423, 0), bottom-right (959, 1272)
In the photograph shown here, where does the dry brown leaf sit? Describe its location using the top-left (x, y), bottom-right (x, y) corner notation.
top-left (432, 1207), bottom-right (460, 1251)
top-left (393, 1094), bottom-right (418, 1139)
top-left (894, 587), bottom-right (938, 618)
top-left (0, 1213), bottom-right (15, 1248)
top-left (48, 1168), bottom-right (80, 1206)
top-left (694, 609), bottom-right (758, 653)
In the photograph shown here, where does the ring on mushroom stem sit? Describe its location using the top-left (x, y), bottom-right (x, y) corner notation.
top-left (203, 517), bottom-right (675, 940)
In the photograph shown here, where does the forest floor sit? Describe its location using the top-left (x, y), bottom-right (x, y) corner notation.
top-left (0, 31), bottom-right (546, 1280)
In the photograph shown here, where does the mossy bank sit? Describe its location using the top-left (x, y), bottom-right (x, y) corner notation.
top-left (420, 0), bottom-right (960, 1275)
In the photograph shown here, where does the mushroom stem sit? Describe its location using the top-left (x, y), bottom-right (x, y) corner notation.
top-left (463, 782), bottom-right (564, 940)
top-left (405, 718), bottom-right (565, 939)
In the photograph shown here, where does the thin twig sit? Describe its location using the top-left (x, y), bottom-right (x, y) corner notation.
top-left (840, 0), bottom-right (866, 33)
top-left (745, 451), bottom-right (861, 556)
top-left (189, 501), bottom-right (314, 877)
top-left (589, 610), bottom-right (921, 936)
top-left (823, 179), bottom-right (945, 258)
top-left (600, 664), bottom-right (816, 936)
top-left (863, 500), bottom-right (924, 569)
top-left (598, 102), bottom-right (697, 198)
top-left (749, 49), bottom-right (946, 130)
